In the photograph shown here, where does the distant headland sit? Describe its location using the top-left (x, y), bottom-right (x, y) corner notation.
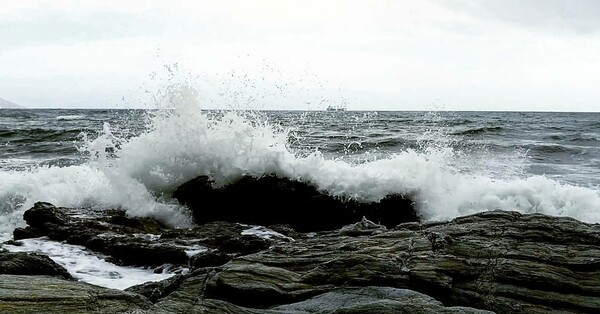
top-left (0, 97), bottom-right (24, 109)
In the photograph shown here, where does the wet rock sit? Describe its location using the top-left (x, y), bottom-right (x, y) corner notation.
top-left (0, 251), bottom-right (72, 279)
top-left (139, 269), bottom-right (488, 313)
top-left (13, 200), bottom-right (600, 313)
top-left (15, 202), bottom-right (280, 267)
top-left (340, 216), bottom-right (387, 236)
top-left (190, 251), bottom-right (232, 268)
top-left (12, 227), bottom-right (41, 240)
top-left (140, 210), bottom-right (600, 313)
top-left (22, 202), bottom-right (69, 230)
top-left (126, 273), bottom-right (187, 303)
top-left (148, 286), bottom-right (490, 313)
top-left (0, 274), bottom-right (151, 314)
top-left (272, 286), bottom-right (492, 313)
top-left (144, 268), bottom-right (217, 313)
top-left (173, 175), bottom-right (418, 231)
top-left (217, 234), bottom-right (271, 255)
top-left (267, 224), bottom-right (304, 239)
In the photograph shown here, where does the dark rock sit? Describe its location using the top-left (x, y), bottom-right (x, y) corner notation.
top-left (0, 274), bottom-right (151, 313)
top-left (141, 269), bottom-right (488, 313)
top-left (340, 216), bottom-right (387, 236)
top-left (106, 212), bottom-right (167, 233)
top-left (190, 251), bottom-right (232, 268)
top-left (2, 240), bottom-right (22, 246)
top-left (16, 203), bottom-right (280, 267)
top-left (136, 210), bottom-right (600, 313)
top-left (12, 227), bottom-right (41, 240)
top-left (103, 241), bottom-right (189, 266)
top-left (15, 203), bottom-right (182, 266)
top-left (205, 211), bottom-right (600, 313)
top-left (146, 269), bottom-right (216, 312)
top-left (0, 251), bottom-right (72, 279)
top-left (15, 200), bottom-right (600, 313)
top-left (272, 286), bottom-right (491, 313)
top-left (173, 175), bottom-right (417, 231)
top-left (217, 235), bottom-right (271, 255)
top-left (267, 224), bottom-right (304, 239)
top-left (23, 202), bottom-right (68, 227)
top-left (126, 273), bottom-right (187, 303)
top-left (147, 286), bottom-right (490, 313)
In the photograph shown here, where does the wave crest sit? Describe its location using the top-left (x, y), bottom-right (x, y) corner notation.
top-left (1, 85), bottom-right (600, 238)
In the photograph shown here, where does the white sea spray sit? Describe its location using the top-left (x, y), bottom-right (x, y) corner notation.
top-left (2, 85), bottom-right (600, 293)
top-left (4, 238), bottom-right (175, 290)
top-left (1, 85), bottom-right (600, 240)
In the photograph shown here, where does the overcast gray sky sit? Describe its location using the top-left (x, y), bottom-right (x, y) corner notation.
top-left (1, 0), bottom-right (600, 111)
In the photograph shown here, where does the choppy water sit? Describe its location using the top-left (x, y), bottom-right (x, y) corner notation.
top-left (2, 102), bottom-right (600, 289)
top-left (2, 107), bottom-right (600, 230)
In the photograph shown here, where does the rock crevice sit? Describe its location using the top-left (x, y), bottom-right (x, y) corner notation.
top-left (4, 197), bottom-right (600, 313)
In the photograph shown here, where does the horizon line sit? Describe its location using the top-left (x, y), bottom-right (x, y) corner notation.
top-left (4, 107), bottom-right (600, 114)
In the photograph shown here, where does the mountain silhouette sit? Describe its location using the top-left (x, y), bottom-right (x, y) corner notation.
top-left (0, 97), bottom-right (24, 109)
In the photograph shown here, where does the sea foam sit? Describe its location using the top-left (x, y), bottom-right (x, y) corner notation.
top-left (99, 88), bottom-right (600, 223)
top-left (4, 238), bottom-right (175, 290)
top-left (1, 85), bottom-right (600, 241)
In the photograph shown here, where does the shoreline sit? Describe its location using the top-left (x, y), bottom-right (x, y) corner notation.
top-left (2, 200), bottom-right (600, 313)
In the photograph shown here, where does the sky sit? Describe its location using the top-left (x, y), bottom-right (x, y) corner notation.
top-left (1, 0), bottom-right (600, 111)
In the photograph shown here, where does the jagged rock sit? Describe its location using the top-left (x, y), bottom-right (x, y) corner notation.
top-left (15, 202), bottom-right (280, 267)
top-left (137, 210), bottom-right (600, 313)
top-left (217, 235), bottom-right (271, 255)
top-left (12, 201), bottom-right (600, 313)
top-left (12, 227), bottom-right (41, 240)
top-left (340, 216), bottom-right (387, 236)
top-left (146, 268), bottom-right (216, 313)
top-left (190, 251), bottom-right (232, 268)
top-left (0, 274), bottom-right (151, 313)
top-left (147, 286), bottom-right (490, 313)
top-left (126, 273), bottom-right (187, 303)
top-left (0, 251), bottom-right (72, 279)
top-left (136, 269), bottom-right (488, 313)
top-left (173, 175), bottom-right (417, 231)
top-left (267, 224), bottom-right (303, 239)
top-left (272, 286), bottom-right (492, 313)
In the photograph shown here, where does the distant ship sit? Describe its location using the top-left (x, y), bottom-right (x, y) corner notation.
top-left (326, 105), bottom-right (347, 112)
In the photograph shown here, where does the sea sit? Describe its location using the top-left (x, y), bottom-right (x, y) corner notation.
top-left (1, 102), bottom-right (600, 289)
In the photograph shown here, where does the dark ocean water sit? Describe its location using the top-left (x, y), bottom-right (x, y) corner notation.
top-left (2, 109), bottom-right (600, 186)
top-left (2, 108), bottom-right (600, 232)
top-left (2, 108), bottom-right (600, 289)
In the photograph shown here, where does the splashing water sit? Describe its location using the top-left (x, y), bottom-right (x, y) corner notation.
top-left (2, 84), bottom-right (600, 242)
top-left (81, 86), bottom-right (600, 223)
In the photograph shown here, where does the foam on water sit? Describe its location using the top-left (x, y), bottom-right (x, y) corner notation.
top-left (94, 87), bottom-right (600, 223)
top-left (0, 162), bottom-right (191, 239)
top-left (56, 115), bottom-right (84, 121)
top-left (3, 77), bottom-right (598, 291)
top-left (2, 85), bottom-right (600, 243)
top-left (4, 238), bottom-right (175, 290)
top-left (242, 226), bottom-right (295, 242)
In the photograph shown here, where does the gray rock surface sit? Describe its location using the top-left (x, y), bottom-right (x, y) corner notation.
top-left (140, 210), bottom-right (600, 313)
top-left (146, 286), bottom-right (490, 313)
top-left (273, 286), bottom-right (491, 313)
top-left (14, 202), bottom-right (279, 267)
top-left (0, 274), bottom-right (151, 313)
top-left (11, 201), bottom-right (600, 313)
top-left (0, 251), bottom-right (72, 279)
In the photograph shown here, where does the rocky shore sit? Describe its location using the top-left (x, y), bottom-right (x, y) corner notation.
top-left (2, 176), bottom-right (600, 313)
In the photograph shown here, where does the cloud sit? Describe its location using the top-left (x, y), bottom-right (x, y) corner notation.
top-left (438, 0), bottom-right (600, 34)
top-left (1, 0), bottom-right (600, 111)
top-left (0, 1), bottom-right (167, 50)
